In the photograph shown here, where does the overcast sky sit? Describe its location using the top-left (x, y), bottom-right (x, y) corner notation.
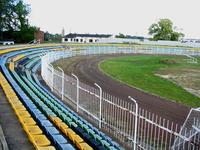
top-left (24, 0), bottom-right (200, 38)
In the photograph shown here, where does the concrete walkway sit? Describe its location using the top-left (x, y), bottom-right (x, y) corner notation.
top-left (0, 124), bottom-right (9, 150)
top-left (0, 87), bottom-right (34, 150)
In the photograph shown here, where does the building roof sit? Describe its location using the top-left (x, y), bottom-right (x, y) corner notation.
top-left (65, 33), bottom-right (112, 38)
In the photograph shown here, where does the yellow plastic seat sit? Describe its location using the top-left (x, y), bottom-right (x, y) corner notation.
top-left (4, 88), bottom-right (15, 94)
top-left (65, 129), bottom-right (76, 142)
top-left (0, 80), bottom-right (6, 84)
top-left (7, 94), bottom-right (19, 100)
top-left (68, 133), bottom-right (77, 143)
top-left (5, 89), bottom-right (15, 95)
top-left (12, 103), bottom-right (23, 107)
top-left (59, 123), bottom-right (68, 133)
top-left (17, 111), bottom-right (31, 122)
top-left (31, 135), bottom-right (51, 147)
top-left (36, 146), bottom-right (56, 150)
top-left (65, 128), bottom-right (75, 137)
top-left (49, 116), bottom-right (62, 126)
top-left (25, 126), bottom-right (43, 135)
top-left (17, 110), bottom-right (31, 117)
top-left (10, 100), bottom-right (21, 105)
top-left (2, 85), bottom-right (10, 90)
top-left (54, 117), bottom-right (62, 126)
top-left (77, 142), bottom-right (93, 150)
top-left (21, 117), bottom-right (36, 126)
top-left (7, 93), bottom-right (17, 99)
top-left (48, 115), bottom-right (54, 121)
top-left (74, 135), bottom-right (84, 144)
top-left (5, 91), bottom-right (14, 97)
top-left (13, 104), bottom-right (26, 111)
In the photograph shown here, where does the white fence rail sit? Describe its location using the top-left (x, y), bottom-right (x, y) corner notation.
top-left (41, 46), bottom-right (200, 149)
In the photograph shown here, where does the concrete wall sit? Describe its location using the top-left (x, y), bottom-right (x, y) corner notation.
top-left (138, 40), bottom-right (200, 48)
top-left (99, 38), bottom-right (200, 48)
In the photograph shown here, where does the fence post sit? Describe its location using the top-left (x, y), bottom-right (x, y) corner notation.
top-left (128, 96), bottom-right (138, 150)
top-left (49, 64), bottom-right (54, 92)
top-left (72, 74), bottom-right (79, 112)
top-left (95, 83), bottom-right (102, 129)
top-left (58, 67), bottom-right (65, 100)
top-left (40, 56), bottom-right (44, 79)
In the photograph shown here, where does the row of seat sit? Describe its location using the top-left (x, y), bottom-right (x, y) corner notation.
top-left (18, 51), bottom-right (47, 69)
top-left (1, 48), bottom-right (77, 149)
top-left (18, 70), bottom-right (93, 150)
top-left (23, 71), bottom-right (116, 150)
top-left (9, 62), bottom-right (77, 149)
top-left (0, 46), bottom-right (33, 55)
top-left (13, 70), bottom-right (91, 150)
top-left (12, 54), bottom-right (25, 62)
top-left (1, 46), bottom-right (122, 150)
top-left (49, 115), bottom-right (93, 150)
top-left (0, 44), bottom-right (63, 55)
top-left (0, 71), bottom-right (55, 150)
top-left (9, 62), bottom-right (15, 71)
top-left (14, 52), bottom-right (94, 150)
top-left (29, 76), bottom-right (97, 150)
top-left (21, 51), bottom-right (121, 150)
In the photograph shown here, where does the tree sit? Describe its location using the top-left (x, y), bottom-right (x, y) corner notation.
top-left (148, 19), bottom-right (184, 41)
top-left (0, 0), bottom-right (15, 39)
top-left (0, 0), bottom-right (37, 43)
top-left (44, 32), bottom-right (62, 43)
top-left (115, 33), bottom-right (126, 38)
top-left (0, 0), bottom-right (17, 32)
top-left (14, 0), bottom-right (30, 30)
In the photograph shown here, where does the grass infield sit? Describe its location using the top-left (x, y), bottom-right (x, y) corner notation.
top-left (100, 55), bottom-right (200, 107)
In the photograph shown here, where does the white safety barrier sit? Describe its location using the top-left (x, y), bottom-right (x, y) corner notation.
top-left (41, 45), bottom-right (200, 150)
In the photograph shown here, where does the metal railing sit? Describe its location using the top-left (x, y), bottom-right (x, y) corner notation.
top-left (41, 45), bottom-right (200, 149)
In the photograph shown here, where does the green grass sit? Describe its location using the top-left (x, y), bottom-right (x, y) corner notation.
top-left (99, 55), bottom-right (200, 107)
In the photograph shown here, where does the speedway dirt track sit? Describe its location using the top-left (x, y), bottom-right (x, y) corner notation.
top-left (56, 54), bottom-right (190, 125)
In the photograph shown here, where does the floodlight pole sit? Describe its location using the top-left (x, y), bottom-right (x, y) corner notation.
top-left (95, 83), bottom-right (102, 129)
top-left (128, 96), bottom-right (138, 150)
top-left (72, 74), bottom-right (79, 112)
top-left (58, 67), bottom-right (65, 100)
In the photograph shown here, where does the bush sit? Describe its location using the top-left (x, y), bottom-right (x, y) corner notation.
top-left (159, 59), bottom-right (177, 64)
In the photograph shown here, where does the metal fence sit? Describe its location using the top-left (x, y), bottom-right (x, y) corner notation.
top-left (41, 45), bottom-right (200, 150)
top-left (173, 108), bottom-right (200, 150)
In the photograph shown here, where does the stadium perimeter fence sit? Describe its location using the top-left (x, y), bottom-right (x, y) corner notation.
top-left (41, 45), bottom-right (200, 150)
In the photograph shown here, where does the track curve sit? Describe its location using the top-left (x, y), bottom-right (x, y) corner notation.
top-left (57, 54), bottom-right (190, 125)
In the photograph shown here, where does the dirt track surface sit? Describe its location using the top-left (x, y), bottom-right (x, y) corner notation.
top-left (55, 54), bottom-right (190, 125)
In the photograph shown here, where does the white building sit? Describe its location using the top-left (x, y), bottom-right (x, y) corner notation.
top-left (62, 33), bottom-right (112, 43)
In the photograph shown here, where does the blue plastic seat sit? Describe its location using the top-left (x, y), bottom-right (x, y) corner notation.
top-left (45, 127), bottom-right (59, 137)
top-left (75, 126), bottom-right (85, 136)
top-left (90, 138), bottom-right (101, 149)
top-left (31, 108), bottom-right (42, 115)
top-left (57, 143), bottom-right (76, 150)
top-left (40, 120), bottom-right (53, 127)
top-left (37, 114), bottom-right (47, 120)
top-left (26, 103), bottom-right (37, 109)
top-left (52, 134), bottom-right (68, 145)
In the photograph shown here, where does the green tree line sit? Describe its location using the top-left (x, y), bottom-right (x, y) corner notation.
top-left (0, 0), bottom-right (37, 43)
